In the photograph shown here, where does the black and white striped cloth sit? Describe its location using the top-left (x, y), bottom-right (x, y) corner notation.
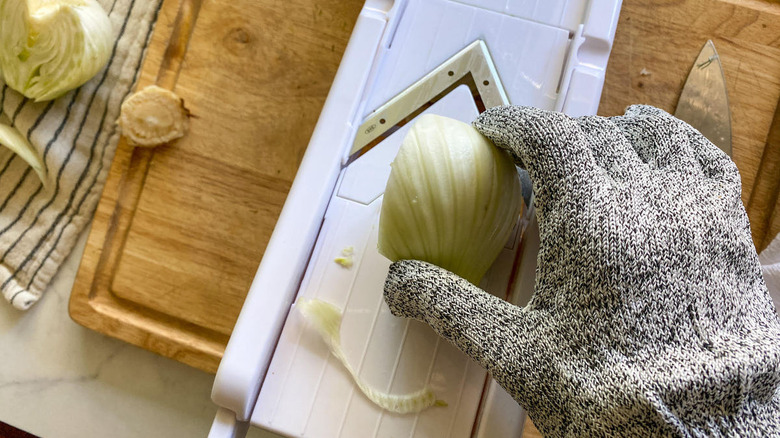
top-left (0, 0), bottom-right (162, 310)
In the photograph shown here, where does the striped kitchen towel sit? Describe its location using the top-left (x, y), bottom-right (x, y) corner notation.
top-left (0, 0), bottom-right (163, 310)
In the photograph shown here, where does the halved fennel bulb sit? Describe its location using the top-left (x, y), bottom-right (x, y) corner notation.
top-left (0, 0), bottom-right (113, 102)
top-left (378, 114), bottom-right (523, 285)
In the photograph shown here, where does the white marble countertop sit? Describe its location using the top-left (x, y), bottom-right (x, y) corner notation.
top-left (4, 226), bottom-right (776, 438)
top-left (0, 229), bottom-right (274, 438)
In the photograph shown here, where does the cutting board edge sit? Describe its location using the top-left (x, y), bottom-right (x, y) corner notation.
top-left (68, 0), bottom-right (225, 374)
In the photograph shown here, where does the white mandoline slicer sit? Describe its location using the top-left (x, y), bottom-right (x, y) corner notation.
top-left (209, 0), bottom-right (621, 436)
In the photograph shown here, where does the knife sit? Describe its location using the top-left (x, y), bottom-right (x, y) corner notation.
top-left (674, 40), bottom-right (732, 156)
top-left (676, 41), bottom-right (780, 251)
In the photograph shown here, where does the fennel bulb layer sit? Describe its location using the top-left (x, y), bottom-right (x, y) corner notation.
top-left (378, 114), bottom-right (523, 285)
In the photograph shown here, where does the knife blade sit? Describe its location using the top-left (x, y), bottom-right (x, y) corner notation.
top-left (674, 40), bottom-right (732, 156)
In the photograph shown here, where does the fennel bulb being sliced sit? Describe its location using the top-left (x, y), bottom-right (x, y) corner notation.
top-left (0, 0), bottom-right (113, 102)
top-left (378, 114), bottom-right (522, 285)
top-left (296, 298), bottom-right (445, 414)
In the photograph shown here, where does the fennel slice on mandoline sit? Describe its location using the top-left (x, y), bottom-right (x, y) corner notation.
top-left (296, 298), bottom-right (446, 414)
top-left (378, 113), bottom-right (523, 285)
top-left (0, 0), bottom-right (113, 102)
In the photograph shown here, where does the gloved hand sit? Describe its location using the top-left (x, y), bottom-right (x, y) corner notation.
top-left (384, 105), bottom-right (780, 436)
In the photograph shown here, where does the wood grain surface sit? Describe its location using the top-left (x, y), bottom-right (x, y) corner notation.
top-left (747, 100), bottom-right (780, 252)
top-left (69, 0), bottom-right (780, 425)
top-left (69, 0), bottom-right (363, 373)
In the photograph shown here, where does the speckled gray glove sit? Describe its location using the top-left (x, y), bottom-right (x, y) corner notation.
top-left (384, 105), bottom-right (780, 437)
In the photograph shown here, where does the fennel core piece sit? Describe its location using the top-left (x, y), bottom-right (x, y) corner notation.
top-left (334, 246), bottom-right (355, 268)
top-left (118, 85), bottom-right (190, 148)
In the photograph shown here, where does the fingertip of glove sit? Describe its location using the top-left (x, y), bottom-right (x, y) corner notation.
top-left (385, 260), bottom-right (473, 298)
top-left (619, 104), bottom-right (738, 181)
top-left (385, 260), bottom-right (433, 292)
top-left (473, 106), bottom-right (546, 166)
top-left (473, 105), bottom-right (550, 131)
top-left (623, 104), bottom-right (665, 117)
top-left (384, 260), bottom-right (435, 319)
top-left (384, 260), bottom-right (455, 293)
top-left (473, 105), bottom-right (579, 144)
top-left (622, 105), bottom-right (682, 126)
top-left (472, 106), bottom-right (513, 146)
top-left (386, 259), bottom-right (420, 278)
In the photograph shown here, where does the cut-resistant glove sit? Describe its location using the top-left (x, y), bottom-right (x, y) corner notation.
top-left (384, 105), bottom-right (780, 436)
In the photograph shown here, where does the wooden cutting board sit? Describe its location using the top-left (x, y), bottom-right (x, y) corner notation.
top-left (69, 0), bottom-right (364, 373)
top-left (70, 0), bottom-right (780, 384)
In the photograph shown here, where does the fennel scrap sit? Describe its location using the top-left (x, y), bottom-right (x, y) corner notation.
top-left (334, 246), bottom-right (355, 269)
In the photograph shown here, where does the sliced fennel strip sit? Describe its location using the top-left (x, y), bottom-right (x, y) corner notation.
top-left (296, 298), bottom-right (446, 414)
top-left (0, 123), bottom-right (47, 186)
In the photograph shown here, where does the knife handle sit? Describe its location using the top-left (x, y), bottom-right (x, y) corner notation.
top-left (747, 97), bottom-right (780, 253)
